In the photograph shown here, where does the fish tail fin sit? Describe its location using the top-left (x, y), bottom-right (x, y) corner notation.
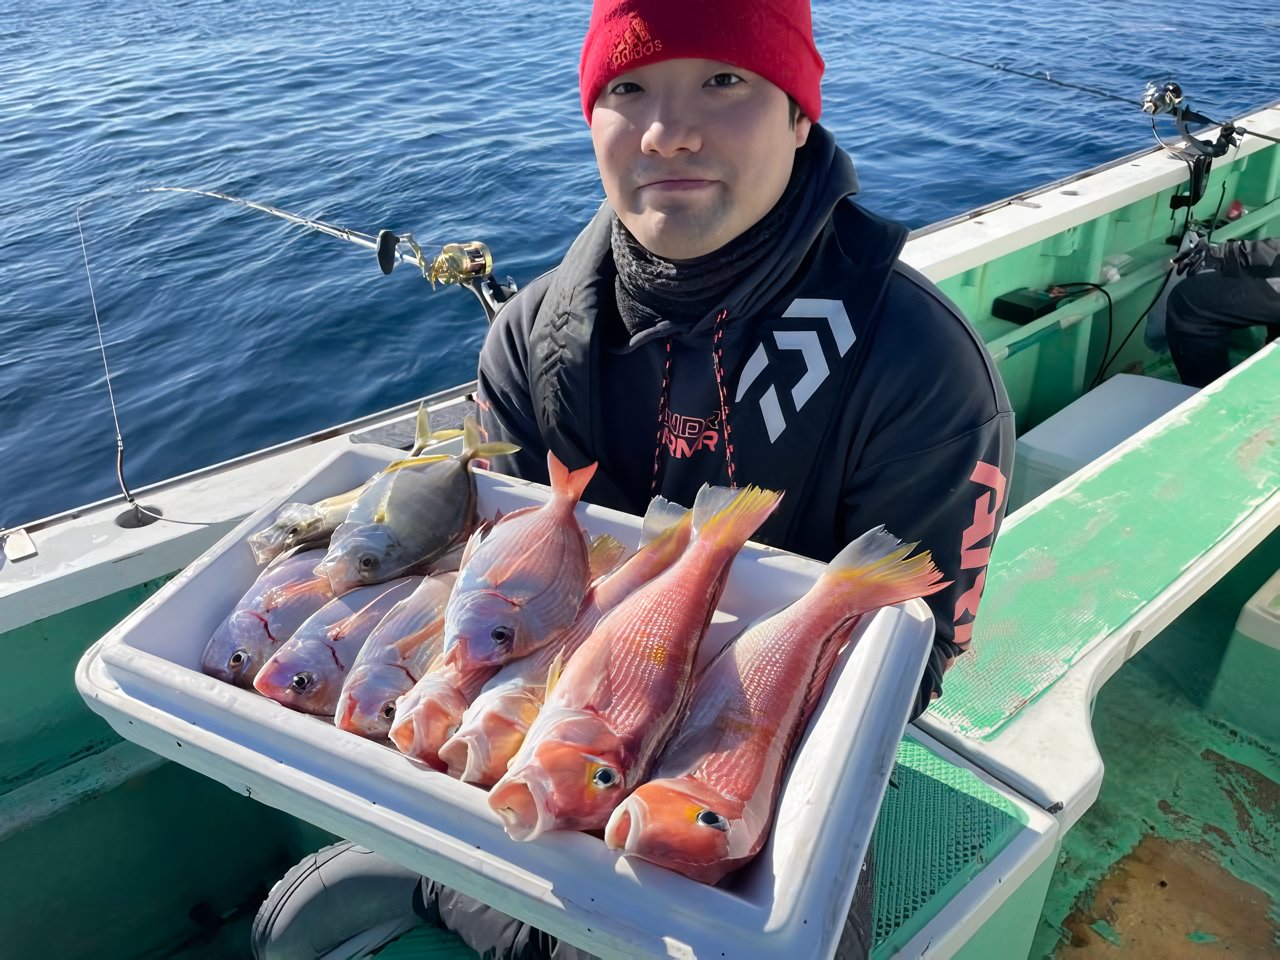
top-left (547, 450), bottom-right (597, 503)
top-left (413, 402), bottom-right (431, 454)
top-left (462, 415), bottom-right (521, 461)
top-left (690, 484), bottom-right (782, 554)
top-left (820, 526), bottom-right (950, 613)
top-left (639, 495), bottom-right (691, 546)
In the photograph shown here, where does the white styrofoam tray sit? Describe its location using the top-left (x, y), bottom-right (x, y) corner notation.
top-left (76, 443), bottom-right (935, 960)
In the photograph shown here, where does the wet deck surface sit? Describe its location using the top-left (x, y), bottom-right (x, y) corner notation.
top-left (1036, 534), bottom-right (1280, 958)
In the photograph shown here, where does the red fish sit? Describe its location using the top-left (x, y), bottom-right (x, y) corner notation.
top-left (442, 451), bottom-right (597, 672)
top-left (440, 498), bottom-right (691, 786)
top-left (489, 484), bottom-right (781, 841)
top-left (334, 572), bottom-right (457, 740)
top-left (387, 655), bottom-right (495, 770)
top-left (604, 527), bottom-right (947, 883)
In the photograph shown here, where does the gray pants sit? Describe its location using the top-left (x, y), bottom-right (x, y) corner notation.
top-left (253, 841), bottom-right (875, 959)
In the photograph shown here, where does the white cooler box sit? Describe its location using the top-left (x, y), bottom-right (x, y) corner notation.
top-left (1011, 374), bottom-right (1197, 511)
top-left (76, 443), bottom-right (939, 960)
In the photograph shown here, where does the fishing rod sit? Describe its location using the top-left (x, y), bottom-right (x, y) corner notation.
top-left (145, 187), bottom-right (517, 323)
top-left (911, 47), bottom-right (1279, 211)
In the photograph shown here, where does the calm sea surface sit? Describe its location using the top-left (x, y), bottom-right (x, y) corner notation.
top-left (1, 0), bottom-right (1277, 528)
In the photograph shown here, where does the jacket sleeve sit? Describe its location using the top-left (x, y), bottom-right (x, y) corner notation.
top-left (840, 412), bottom-right (1015, 720)
top-left (474, 284), bottom-right (552, 484)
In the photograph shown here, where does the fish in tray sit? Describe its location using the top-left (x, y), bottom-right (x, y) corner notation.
top-left (314, 417), bottom-right (518, 594)
top-left (245, 481), bottom-right (370, 566)
top-left (334, 571), bottom-right (458, 739)
top-left (441, 451), bottom-right (598, 673)
top-left (388, 655), bottom-right (497, 771)
top-left (253, 577), bottom-right (422, 715)
top-left (440, 498), bottom-right (691, 786)
top-left (489, 484), bottom-right (782, 841)
top-left (246, 404), bottom-right (464, 565)
top-left (604, 527), bottom-right (947, 883)
top-left (391, 531), bottom-right (629, 769)
top-left (200, 547), bottom-right (337, 687)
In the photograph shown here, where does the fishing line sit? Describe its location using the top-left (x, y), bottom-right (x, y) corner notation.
top-left (75, 206), bottom-right (214, 528)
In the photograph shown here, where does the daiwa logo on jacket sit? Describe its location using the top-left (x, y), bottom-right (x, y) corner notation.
top-left (736, 299), bottom-right (856, 443)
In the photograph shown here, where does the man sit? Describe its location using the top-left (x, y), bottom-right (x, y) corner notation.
top-left (255, 1), bottom-right (1013, 958)
top-left (1166, 236), bottom-right (1280, 387)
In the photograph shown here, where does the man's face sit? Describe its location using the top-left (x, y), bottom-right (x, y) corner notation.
top-left (590, 58), bottom-right (812, 261)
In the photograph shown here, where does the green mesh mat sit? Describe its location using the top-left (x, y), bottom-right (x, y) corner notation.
top-left (870, 737), bottom-right (1029, 955)
top-left (928, 350), bottom-right (1280, 740)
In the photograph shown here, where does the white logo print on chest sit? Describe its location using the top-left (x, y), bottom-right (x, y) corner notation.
top-left (735, 299), bottom-right (856, 443)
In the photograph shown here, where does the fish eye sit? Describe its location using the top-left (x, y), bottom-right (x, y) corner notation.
top-left (592, 767), bottom-right (620, 789)
top-left (359, 555), bottom-right (377, 571)
top-left (381, 700), bottom-right (397, 721)
top-left (290, 672), bottom-right (314, 692)
top-left (229, 649), bottom-right (249, 669)
top-left (696, 809), bottom-right (729, 832)
top-left (490, 625), bottom-right (514, 646)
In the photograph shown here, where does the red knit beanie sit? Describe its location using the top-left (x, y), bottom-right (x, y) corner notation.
top-left (579, 0), bottom-right (824, 124)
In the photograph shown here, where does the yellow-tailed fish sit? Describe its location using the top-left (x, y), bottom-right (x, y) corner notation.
top-left (315, 417), bottom-right (517, 593)
top-left (605, 527), bottom-right (946, 883)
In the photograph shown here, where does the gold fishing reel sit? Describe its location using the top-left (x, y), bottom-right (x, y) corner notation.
top-left (376, 230), bottom-right (493, 288)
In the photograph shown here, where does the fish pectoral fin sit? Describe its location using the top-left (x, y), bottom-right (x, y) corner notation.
top-left (544, 646), bottom-right (566, 699)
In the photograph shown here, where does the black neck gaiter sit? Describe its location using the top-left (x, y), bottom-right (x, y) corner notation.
top-left (611, 147), bottom-right (810, 338)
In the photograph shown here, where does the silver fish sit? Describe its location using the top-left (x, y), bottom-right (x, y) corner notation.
top-left (315, 417), bottom-right (517, 593)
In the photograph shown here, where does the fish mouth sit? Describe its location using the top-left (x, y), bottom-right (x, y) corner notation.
top-left (314, 554), bottom-right (362, 595)
top-left (438, 731), bottom-right (492, 785)
top-left (489, 773), bottom-right (554, 842)
top-left (604, 796), bottom-right (646, 854)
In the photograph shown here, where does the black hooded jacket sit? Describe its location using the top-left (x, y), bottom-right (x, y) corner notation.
top-left (476, 125), bottom-right (1014, 717)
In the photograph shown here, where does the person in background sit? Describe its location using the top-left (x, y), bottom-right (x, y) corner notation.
top-left (1166, 236), bottom-right (1280, 387)
top-left (254, 1), bottom-right (1014, 958)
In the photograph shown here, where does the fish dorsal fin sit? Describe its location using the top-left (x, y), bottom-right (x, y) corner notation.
top-left (263, 576), bottom-right (330, 611)
top-left (458, 523), bottom-right (489, 572)
top-left (544, 646), bottom-right (566, 698)
top-left (587, 534), bottom-right (628, 580)
top-left (639, 495), bottom-right (690, 546)
top-left (392, 614), bottom-right (446, 659)
top-left (381, 454), bottom-right (451, 475)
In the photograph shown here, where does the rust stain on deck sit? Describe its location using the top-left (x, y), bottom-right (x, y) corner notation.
top-left (1056, 836), bottom-right (1277, 958)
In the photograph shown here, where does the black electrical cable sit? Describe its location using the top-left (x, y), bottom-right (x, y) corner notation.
top-left (1052, 283), bottom-right (1114, 389)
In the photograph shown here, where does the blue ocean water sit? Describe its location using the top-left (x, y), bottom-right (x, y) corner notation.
top-left (1, 0), bottom-right (1277, 528)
